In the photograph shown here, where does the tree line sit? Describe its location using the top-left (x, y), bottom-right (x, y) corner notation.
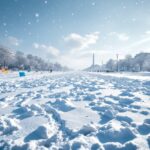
top-left (105, 53), bottom-right (150, 72)
top-left (0, 46), bottom-right (68, 71)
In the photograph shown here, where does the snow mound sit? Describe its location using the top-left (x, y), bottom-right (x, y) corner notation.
top-left (104, 141), bottom-right (137, 150)
top-left (0, 116), bottom-right (20, 135)
top-left (147, 136), bottom-right (150, 148)
top-left (13, 106), bottom-right (34, 119)
top-left (119, 90), bottom-right (134, 97)
top-left (102, 109), bottom-right (117, 119)
top-left (49, 99), bottom-right (75, 112)
top-left (30, 104), bottom-right (43, 113)
top-left (83, 94), bottom-right (96, 101)
top-left (11, 142), bottom-right (37, 150)
top-left (104, 142), bottom-right (122, 150)
top-left (144, 118), bottom-right (150, 124)
top-left (116, 115), bottom-right (133, 124)
top-left (67, 135), bottom-right (104, 150)
top-left (97, 121), bottom-right (136, 144)
top-left (33, 125), bottom-right (51, 139)
top-left (24, 124), bottom-right (55, 142)
top-left (137, 123), bottom-right (150, 135)
top-left (79, 123), bottom-right (98, 135)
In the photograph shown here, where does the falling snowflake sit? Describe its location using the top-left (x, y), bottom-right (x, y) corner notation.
top-left (123, 5), bottom-right (126, 9)
top-left (28, 22), bottom-right (31, 25)
top-left (44, 0), bottom-right (48, 4)
top-left (92, 2), bottom-right (95, 6)
top-left (135, 2), bottom-right (138, 5)
top-left (35, 13), bottom-right (39, 18)
top-left (3, 22), bottom-right (7, 26)
top-left (132, 18), bottom-right (136, 22)
top-left (18, 12), bottom-right (22, 17)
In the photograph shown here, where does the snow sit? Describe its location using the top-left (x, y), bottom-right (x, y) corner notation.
top-left (0, 71), bottom-right (150, 149)
top-left (44, 1), bottom-right (47, 4)
top-left (60, 101), bottom-right (100, 130)
top-left (35, 13), bottom-right (39, 18)
top-left (98, 72), bottom-right (150, 80)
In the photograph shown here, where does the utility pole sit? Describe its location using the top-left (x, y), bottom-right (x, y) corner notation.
top-left (91, 53), bottom-right (95, 72)
top-left (3, 60), bottom-right (6, 68)
top-left (101, 60), bottom-right (103, 72)
top-left (93, 53), bottom-right (95, 67)
top-left (116, 54), bottom-right (119, 72)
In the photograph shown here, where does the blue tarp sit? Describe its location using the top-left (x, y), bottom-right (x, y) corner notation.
top-left (19, 71), bottom-right (26, 77)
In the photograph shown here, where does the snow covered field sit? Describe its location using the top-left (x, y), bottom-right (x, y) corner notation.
top-left (0, 71), bottom-right (150, 150)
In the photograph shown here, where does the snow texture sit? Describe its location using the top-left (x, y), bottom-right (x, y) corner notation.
top-left (0, 71), bottom-right (150, 149)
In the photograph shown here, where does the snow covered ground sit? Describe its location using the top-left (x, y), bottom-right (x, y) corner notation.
top-left (0, 71), bottom-right (150, 150)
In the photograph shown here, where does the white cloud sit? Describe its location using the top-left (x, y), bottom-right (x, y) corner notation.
top-left (64, 32), bottom-right (99, 51)
top-left (33, 43), bottom-right (60, 57)
top-left (145, 30), bottom-right (150, 34)
top-left (109, 32), bottom-right (129, 41)
top-left (7, 36), bottom-right (21, 46)
top-left (58, 32), bottom-right (100, 69)
top-left (59, 32), bottom-right (121, 69)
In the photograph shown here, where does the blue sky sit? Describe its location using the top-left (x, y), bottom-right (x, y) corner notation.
top-left (0, 0), bottom-right (150, 69)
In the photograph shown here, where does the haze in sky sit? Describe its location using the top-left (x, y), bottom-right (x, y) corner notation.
top-left (0, 0), bottom-right (150, 69)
